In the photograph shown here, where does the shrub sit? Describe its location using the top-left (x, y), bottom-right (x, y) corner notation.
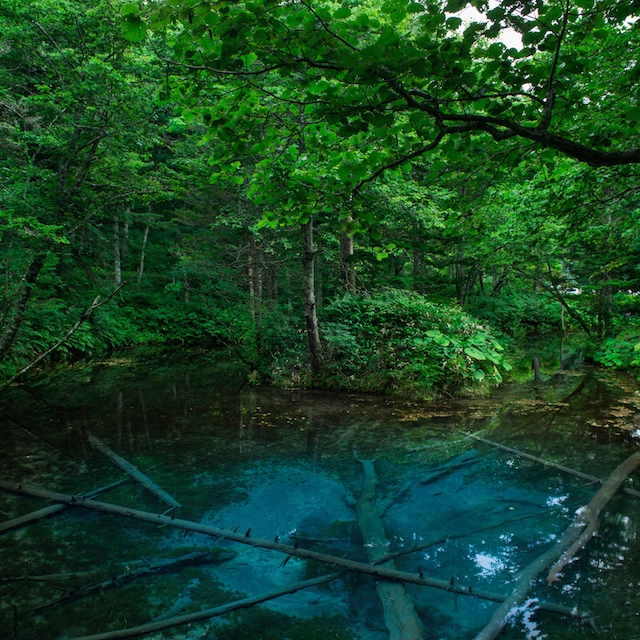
top-left (273, 289), bottom-right (512, 399)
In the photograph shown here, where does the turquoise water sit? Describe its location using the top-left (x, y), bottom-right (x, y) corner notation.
top-left (0, 347), bottom-right (639, 640)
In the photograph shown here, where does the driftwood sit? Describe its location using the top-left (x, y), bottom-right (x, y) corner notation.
top-left (468, 434), bottom-right (640, 499)
top-left (66, 572), bottom-right (344, 640)
top-left (353, 452), bottom-right (424, 640)
top-left (0, 481), bottom-right (589, 621)
top-left (547, 449), bottom-right (640, 585)
top-left (87, 434), bottom-right (181, 508)
top-left (23, 551), bottom-right (232, 615)
top-left (0, 477), bottom-right (129, 534)
top-left (473, 450), bottom-right (640, 640)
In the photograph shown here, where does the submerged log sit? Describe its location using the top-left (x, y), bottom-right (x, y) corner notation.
top-left (66, 572), bottom-right (344, 640)
top-left (0, 481), bottom-right (589, 621)
top-left (468, 434), bottom-right (640, 499)
top-left (87, 434), bottom-right (181, 508)
top-left (353, 452), bottom-right (424, 640)
top-left (473, 450), bottom-right (640, 640)
top-left (546, 449), bottom-right (640, 585)
top-left (0, 477), bottom-right (129, 534)
top-left (24, 551), bottom-right (232, 615)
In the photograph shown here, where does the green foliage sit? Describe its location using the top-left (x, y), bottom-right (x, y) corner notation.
top-left (590, 326), bottom-right (640, 377)
top-left (468, 292), bottom-right (565, 337)
top-left (274, 289), bottom-right (511, 399)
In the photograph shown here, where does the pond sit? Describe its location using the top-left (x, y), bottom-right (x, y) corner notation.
top-left (1, 342), bottom-right (639, 640)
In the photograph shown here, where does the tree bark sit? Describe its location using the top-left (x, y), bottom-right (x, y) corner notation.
top-left (113, 216), bottom-right (122, 287)
top-left (339, 229), bottom-right (356, 293)
top-left (353, 452), bottom-right (425, 640)
top-left (137, 225), bottom-right (149, 286)
top-left (301, 218), bottom-right (323, 377)
top-left (87, 434), bottom-right (181, 508)
top-left (0, 476), bottom-right (128, 534)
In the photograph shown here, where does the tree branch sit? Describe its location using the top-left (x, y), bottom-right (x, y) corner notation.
top-left (0, 281), bottom-right (127, 391)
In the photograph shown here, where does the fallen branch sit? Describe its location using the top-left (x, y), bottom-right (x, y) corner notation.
top-left (467, 434), bottom-right (640, 498)
top-left (23, 551), bottom-right (231, 615)
top-left (0, 476), bottom-right (130, 534)
top-left (87, 434), bottom-right (180, 509)
top-left (547, 450), bottom-right (640, 585)
top-left (0, 481), bottom-right (589, 621)
top-left (473, 450), bottom-right (640, 640)
top-left (353, 451), bottom-right (424, 639)
top-left (66, 572), bottom-right (345, 640)
top-left (0, 282), bottom-right (126, 392)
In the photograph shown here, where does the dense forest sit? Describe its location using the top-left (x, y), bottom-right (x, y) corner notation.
top-left (1, 0), bottom-right (639, 398)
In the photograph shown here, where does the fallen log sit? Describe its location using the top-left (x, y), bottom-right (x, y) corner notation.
top-left (0, 476), bottom-right (130, 535)
top-left (547, 449), bottom-right (640, 585)
top-left (66, 572), bottom-right (345, 640)
top-left (354, 452), bottom-right (424, 640)
top-left (473, 450), bottom-right (640, 640)
top-left (467, 434), bottom-right (640, 499)
top-left (23, 551), bottom-right (233, 615)
top-left (0, 480), bottom-right (589, 621)
top-left (87, 434), bottom-right (180, 508)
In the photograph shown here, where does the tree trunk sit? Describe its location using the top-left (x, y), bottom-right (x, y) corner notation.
top-left (353, 453), bottom-right (425, 640)
top-left (122, 219), bottom-right (129, 260)
top-left (315, 226), bottom-right (323, 312)
top-left (137, 225), bottom-right (149, 286)
top-left (0, 252), bottom-right (47, 362)
top-left (474, 450), bottom-right (640, 640)
top-left (301, 219), bottom-right (323, 377)
top-left (87, 434), bottom-right (181, 508)
top-left (339, 229), bottom-right (356, 293)
top-left (455, 243), bottom-right (465, 304)
top-left (113, 216), bottom-right (122, 286)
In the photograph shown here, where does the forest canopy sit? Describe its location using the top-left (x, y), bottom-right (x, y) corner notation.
top-left (1, 0), bottom-right (639, 394)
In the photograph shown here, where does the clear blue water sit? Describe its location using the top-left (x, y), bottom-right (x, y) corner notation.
top-left (1, 347), bottom-right (639, 640)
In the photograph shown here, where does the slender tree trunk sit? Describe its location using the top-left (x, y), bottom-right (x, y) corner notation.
top-left (0, 252), bottom-right (47, 361)
top-left (315, 225), bottom-right (323, 312)
top-left (113, 216), bottom-right (122, 287)
top-left (339, 229), bottom-right (356, 293)
top-left (301, 219), bottom-right (323, 377)
top-left (455, 243), bottom-right (465, 304)
top-left (137, 225), bottom-right (149, 286)
top-left (122, 219), bottom-right (129, 260)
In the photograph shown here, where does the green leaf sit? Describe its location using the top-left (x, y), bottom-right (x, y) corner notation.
top-left (625, 106), bottom-right (640, 121)
top-left (473, 368), bottom-right (485, 382)
top-left (333, 6), bottom-right (352, 19)
top-left (121, 15), bottom-right (146, 42)
top-left (121, 3), bottom-right (138, 16)
top-left (464, 346), bottom-right (486, 360)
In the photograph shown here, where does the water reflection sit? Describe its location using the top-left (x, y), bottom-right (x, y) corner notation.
top-left (0, 349), bottom-right (639, 640)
